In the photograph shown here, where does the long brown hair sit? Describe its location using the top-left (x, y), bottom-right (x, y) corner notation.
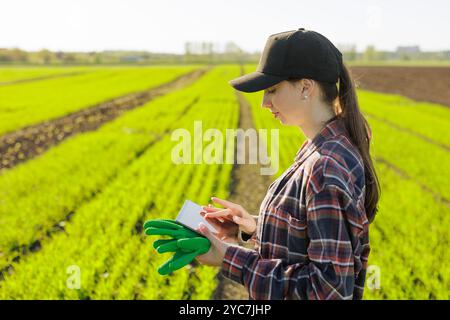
top-left (288, 63), bottom-right (381, 223)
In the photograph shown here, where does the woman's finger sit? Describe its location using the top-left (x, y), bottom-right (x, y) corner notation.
top-left (201, 210), bottom-right (224, 222)
top-left (211, 197), bottom-right (237, 209)
top-left (204, 213), bottom-right (237, 229)
top-left (205, 215), bottom-right (233, 224)
top-left (204, 209), bottom-right (232, 219)
top-left (201, 205), bottom-right (221, 212)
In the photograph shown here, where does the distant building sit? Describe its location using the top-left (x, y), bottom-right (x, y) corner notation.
top-left (396, 46), bottom-right (421, 54)
top-left (120, 55), bottom-right (144, 62)
top-left (395, 46), bottom-right (421, 60)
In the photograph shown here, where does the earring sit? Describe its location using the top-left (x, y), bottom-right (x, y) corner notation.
top-left (304, 95), bottom-right (308, 99)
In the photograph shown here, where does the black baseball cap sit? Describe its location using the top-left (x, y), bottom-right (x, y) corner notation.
top-left (229, 28), bottom-right (343, 92)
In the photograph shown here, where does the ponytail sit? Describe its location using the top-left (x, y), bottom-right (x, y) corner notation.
top-left (337, 63), bottom-right (380, 223)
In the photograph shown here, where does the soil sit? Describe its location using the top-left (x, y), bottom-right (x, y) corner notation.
top-left (349, 66), bottom-right (450, 107)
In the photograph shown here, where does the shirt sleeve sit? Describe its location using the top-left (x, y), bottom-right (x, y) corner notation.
top-left (222, 183), bottom-right (364, 300)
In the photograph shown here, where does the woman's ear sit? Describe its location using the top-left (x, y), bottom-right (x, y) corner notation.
top-left (299, 79), bottom-right (315, 99)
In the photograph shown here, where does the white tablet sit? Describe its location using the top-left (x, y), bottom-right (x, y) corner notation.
top-left (175, 199), bottom-right (218, 234)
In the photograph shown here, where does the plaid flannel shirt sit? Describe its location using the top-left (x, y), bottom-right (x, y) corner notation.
top-left (223, 116), bottom-right (371, 300)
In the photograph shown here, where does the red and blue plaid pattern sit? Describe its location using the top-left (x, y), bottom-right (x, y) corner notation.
top-left (222, 117), bottom-right (371, 300)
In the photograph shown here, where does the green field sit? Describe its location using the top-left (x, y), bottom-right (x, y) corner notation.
top-left (0, 64), bottom-right (448, 299)
top-left (0, 66), bottom-right (92, 83)
top-left (0, 66), bottom-right (198, 135)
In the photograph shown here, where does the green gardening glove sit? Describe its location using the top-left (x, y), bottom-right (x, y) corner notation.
top-left (143, 219), bottom-right (211, 275)
top-left (144, 219), bottom-right (201, 239)
top-left (153, 237), bottom-right (210, 254)
top-left (153, 237), bottom-right (211, 275)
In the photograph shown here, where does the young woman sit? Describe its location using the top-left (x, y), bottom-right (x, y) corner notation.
top-left (195, 28), bottom-right (381, 300)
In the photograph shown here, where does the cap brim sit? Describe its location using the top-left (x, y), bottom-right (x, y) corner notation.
top-left (228, 71), bottom-right (288, 93)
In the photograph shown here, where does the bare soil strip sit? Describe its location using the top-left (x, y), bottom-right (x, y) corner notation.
top-left (211, 90), bottom-right (273, 300)
top-left (349, 66), bottom-right (450, 108)
top-left (0, 68), bottom-right (208, 172)
top-left (0, 98), bottom-right (200, 282)
top-left (0, 71), bottom-right (90, 86)
top-left (364, 112), bottom-right (450, 152)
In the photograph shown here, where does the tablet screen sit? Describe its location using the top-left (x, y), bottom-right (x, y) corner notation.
top-left (175, 199), bottom-right (218, 234)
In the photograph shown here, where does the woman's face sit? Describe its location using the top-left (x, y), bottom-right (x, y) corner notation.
top-left (261, 79), bottom-right (313, 126)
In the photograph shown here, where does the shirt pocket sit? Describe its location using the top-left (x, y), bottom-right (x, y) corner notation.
top-left (286, 214), bottom-right (308, 264)
top-left (264, 205), bottom-right (308, 264)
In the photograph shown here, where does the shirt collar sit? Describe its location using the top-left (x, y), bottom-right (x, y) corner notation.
top-left (294, 115), bottom-right (347, 162)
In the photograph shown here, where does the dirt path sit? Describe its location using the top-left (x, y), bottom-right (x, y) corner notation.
top-left (211, 90), bottom-right (273, 300)
top-left (349, 66), bottom-right (450, 108)
top-left (0, 68), bottom-right (209, 172)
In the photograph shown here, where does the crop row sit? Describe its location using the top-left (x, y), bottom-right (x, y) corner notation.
top-left (0, 66), bottom-right (92, 83)
top-left (358, 90), bottom-right (450, 149)
top-left (0, 65), bottom-right (198, 135)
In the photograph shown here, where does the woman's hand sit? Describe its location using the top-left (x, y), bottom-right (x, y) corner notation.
top-left (200, 197), bottom-right (257, 244)
top-left (195, 223), bottom-right (231, 267)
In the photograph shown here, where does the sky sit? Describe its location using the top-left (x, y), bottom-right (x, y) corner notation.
top-left (1, 0), bottom-right (449, 53)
